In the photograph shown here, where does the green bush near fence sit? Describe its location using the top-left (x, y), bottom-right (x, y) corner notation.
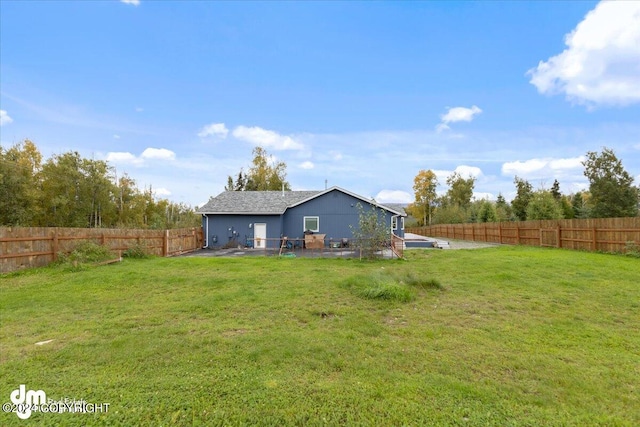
top-left (53, 241), bottom-right (116, 270)
top-left (1, 246), bottom-right (638, 426)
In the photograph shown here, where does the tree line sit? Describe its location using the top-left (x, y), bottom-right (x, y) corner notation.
top-left (224, 146), bottom-right (291, 191)
top-left (0, 140), bottom-right (200, 228)
top-left (408, 147), bottom-right (639, 226)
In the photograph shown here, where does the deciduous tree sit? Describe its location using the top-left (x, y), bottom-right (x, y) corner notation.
top-left (244, 147), bottom-right (291, 191)
top-left (0, 139), bottom-right (42, 225)
top-left (582, 147), bottom-right (638, 218)
top-left (445, 172), bottom-right (475, 209)
top-left (412, 169), bottom-right (438, 226)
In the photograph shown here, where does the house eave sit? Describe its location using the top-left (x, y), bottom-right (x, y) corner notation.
top-left (197, 211), bottom-right (284, 216)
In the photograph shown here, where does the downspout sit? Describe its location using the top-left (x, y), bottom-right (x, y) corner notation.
top-left (203, 214), bottom-right (209, 248)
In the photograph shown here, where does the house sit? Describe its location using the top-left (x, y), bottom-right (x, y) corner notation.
top-left (196, 186), bottom-right (406, 249)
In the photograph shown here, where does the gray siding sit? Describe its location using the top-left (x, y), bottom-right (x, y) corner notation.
top-left (204, 214), bottom-right (282, 249)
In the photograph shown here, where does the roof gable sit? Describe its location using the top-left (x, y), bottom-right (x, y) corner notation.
top-left (288, 187), bottom-right (406, 216)
top-left (196, 186), bottom-right (406, 216)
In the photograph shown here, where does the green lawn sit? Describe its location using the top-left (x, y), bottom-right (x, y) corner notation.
top-left (1, 247), bottom-right (638, 426)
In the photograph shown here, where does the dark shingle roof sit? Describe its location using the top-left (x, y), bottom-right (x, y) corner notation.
top-left (197, 191), bottom-right (321, 214)
top-left (381, 203), bottom-right (407, 216)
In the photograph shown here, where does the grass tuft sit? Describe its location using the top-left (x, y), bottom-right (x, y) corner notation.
top-left (398, 272), bottom-right (444, 290)
top-left (342, 272), bottom-right (415, 302)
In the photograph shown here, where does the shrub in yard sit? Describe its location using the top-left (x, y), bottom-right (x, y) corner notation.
top-left (55, 241), bottom-right (116, 270)
top-left (349, 203), bottom-right (391, 259)
top-left (624, 241), bottom-right (640, 258)
top-left (123, 243), bottom-right (152, 259)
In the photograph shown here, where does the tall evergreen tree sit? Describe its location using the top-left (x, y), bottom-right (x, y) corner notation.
top-left (551, 179), bottom-right (561, 200)
top-left (526, 190), bottom-right (564, 220)
top-left (511, 177), bottom-right (533, 221)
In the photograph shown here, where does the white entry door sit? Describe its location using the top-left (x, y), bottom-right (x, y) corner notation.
top-left (254, 223), bottom-right (266, 248)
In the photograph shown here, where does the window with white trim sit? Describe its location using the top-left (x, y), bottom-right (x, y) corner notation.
top-left (303, 216), bottom-right (319, 233)
top-left (392, 216), bottom-right (398, 230)
top-left (401, 217), bottom-right (405, 230)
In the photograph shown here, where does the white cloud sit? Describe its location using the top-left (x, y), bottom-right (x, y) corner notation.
top-left (375, 190), bottom-right (413, 204)
top-left (454, 165), bottom-right (483, 178)
top-left (299, 161), bottom-right (314, 170)
top-left (502, 159), bottom-right (548, 175)
top-left (528, 1), bottom-right (640, 107)
top-left (121, 0), bottom-right (140, 6)
top-left (232, 125), bottom-right (304, 150)
top-left (107, 148), bottom-right (175, 165)
top-left (0, 110), bottom-right (13, 126)
top-left (153, 187), bottom-right (171, 196)
top-left (548, 157), bottom-right (585, 170)
top-left (501, 156), bottom-right (585, 177)
top-left (135, 107), bottom-right (144, 112)
top-left (198, 122), bottom-right (229, 139)
top-left (106, 152), bottom-right (143, 165)
top-left (141, 147), bottom-right (176, 160)
top-left (436, 105), bottom-right (482, 132)
top-left (113, 134), bottom-right (121, 140)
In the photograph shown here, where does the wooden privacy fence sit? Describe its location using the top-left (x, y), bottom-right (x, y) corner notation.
top-left (407, 217), bottom-right (640, 254)
top-left (0, 227), bottom-right (204, 273)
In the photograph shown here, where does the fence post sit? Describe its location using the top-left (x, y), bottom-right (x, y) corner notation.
top-left (516, 224), bottom-right (520, 245)
top-left (557, 225), bottom-right (561, 249)
top-left (52, 229), bottom-right (59, 262)
top-left (592, 226), bottom-right (597, 251)
top-left (163, 230), bottom-right (169, 257)
top-left (498, 223), bottom-right (502, 244)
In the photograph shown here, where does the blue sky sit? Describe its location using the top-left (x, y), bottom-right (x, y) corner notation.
top-left (1, 0), bottom-right (639, 207)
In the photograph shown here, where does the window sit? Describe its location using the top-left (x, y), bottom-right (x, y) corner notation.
top-left (303, 216), bottom-right (319, 233)
top-left (392, 217), bottom-right (405, 231)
